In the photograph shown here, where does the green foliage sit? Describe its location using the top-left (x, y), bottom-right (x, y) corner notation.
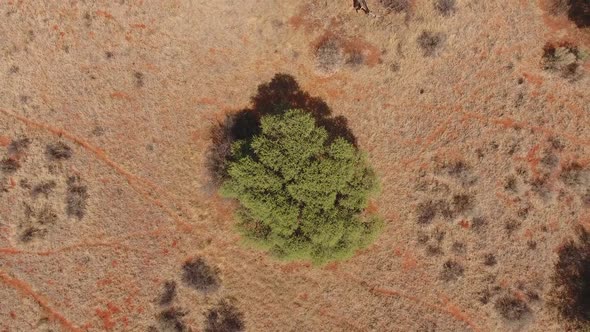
top-left (221, 109), bottom-right (381, 264)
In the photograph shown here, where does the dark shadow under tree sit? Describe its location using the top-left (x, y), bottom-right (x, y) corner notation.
top-left (206, 73), bottom-right (357, 190)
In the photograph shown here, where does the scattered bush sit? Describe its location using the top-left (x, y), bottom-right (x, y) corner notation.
top-left (549, 228), bottom-right (590, 329)
top-left (182, 257), bottom-right (220, 292)
top-left (157, 307), bottom-right (187, 332)
top-left (483, 253), bottom-right (497, 266)
top-left (20, 227), bottom-right (47, 242)
top-left (452, 194), bottom-right (473, 214)
top-left (417, 200), bottom-right (437, 224)
top-left (440, 260), bottom-right (464, 282)
top-left (220, 109), bottom-right (381, 264)
top-left (66, 176), bottom-right (88, 219)
top-left (417, 31), bottom-right (446, 57)
top-left (159, 281), bottom-right (177, 306)
top-left (31, 181), bottom-right (56, 198)
top-left (46, 142), bottom-right (72, 160)
top-left (0, 158), bottom-right (19, 174)
top-left (494, 295), bottom-right (531, 321)
top-left (204, 299), bottom-right (245, 332)
top-left (434, 0), bottom-right (456, 16)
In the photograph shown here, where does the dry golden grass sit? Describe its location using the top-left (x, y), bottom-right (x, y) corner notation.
top-left (0, 0), bottom-right (589, 331)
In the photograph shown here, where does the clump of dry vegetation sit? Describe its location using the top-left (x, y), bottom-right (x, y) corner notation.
top-left (541, 43), bottom-right (588, 81)
top-left (156, 307), bottom-right (188, 332)
top-left (159, 281), bottom-right (177, 306)
top-left (494, 295), bottom-right (531, 321)
top-left (182, 257), bottom-right (220, 293)
top-left (204, 299), bottom-right (245, 332)
top-left (66, 175), bottom-right (89, 220)
top-left (46, 141), bottom-right (72, 160)
top-left (434, 0), bottom-right (457, 16)
top-left (314, 38), bottom-right (345, 75)
top-left (439, 259), bottom-right (464, 282)
top-left (417, 31), bottom-right (446, 57)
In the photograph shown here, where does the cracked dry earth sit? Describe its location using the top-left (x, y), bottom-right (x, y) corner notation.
top-left (0, 1), bottom-right (589, 331)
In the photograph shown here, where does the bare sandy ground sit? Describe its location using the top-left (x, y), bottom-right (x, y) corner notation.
top-left (0, 1), bottom-right (589, 331)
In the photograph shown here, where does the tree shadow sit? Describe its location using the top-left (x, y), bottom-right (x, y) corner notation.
top-left (568, 0), bottom-right (589, 28)
top-left (205, 73), bottom-right (358, 188)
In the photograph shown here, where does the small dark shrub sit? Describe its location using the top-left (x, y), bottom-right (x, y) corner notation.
top-left (417, 231), bottom-right (429, 244)
top-left (560, 162), bottom-right (586, 186)
top-left (440, 260), bottom-right (464, 282)
top-left (20, 227), bottom-right (47, 242)
top-left (504, 176), bottom-right (517, 192)
top-left (7, 137), bottom-right (30, 156)
top-left (46, 142), bottom-right (72, 160)
top-left (182, 257), bottom-right (220, 292)
top-left (483, 253), bottom-right (497, 266)
top-left (159, 281), bottom-right (177, 306)
top-left (452, 194), bottom-right (473, 214)
top-left (417, 200), bottom-right (437, 224)
top-left (31, 181), bottom-right (56, 198)
top-left (417, 31), bottom-right (446, 57)
top-left (379, 0), bottom-right (411, 13)
top-left (426, 245), bottom-right (443, 256)
top-left (550, 228), bottom-right (590, 328)
top-left (205, 299), bottom-right (245, 332)
top-left (66, 176), bottom-right (88, 219)
top-left (505, 219), bottom-right (521, 236)
top-left (434, 0), bottom-right (456, 16)
top-left (157, 307), bottom-right (187, 332)
top-left (494, 295), bottom-right (531, 321)
top-left (0, 158), bottom-right (20, 174)
top-left (478, 289), bottom-right (492, 304)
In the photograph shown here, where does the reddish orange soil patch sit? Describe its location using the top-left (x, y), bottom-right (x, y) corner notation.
top-left (0, 270), bottom-right (82, 332)
top-left (0, 136), bottom-right (10, 147)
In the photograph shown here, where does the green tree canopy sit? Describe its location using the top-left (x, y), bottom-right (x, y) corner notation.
top-left (221, 109), bottom-right (381, 264)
